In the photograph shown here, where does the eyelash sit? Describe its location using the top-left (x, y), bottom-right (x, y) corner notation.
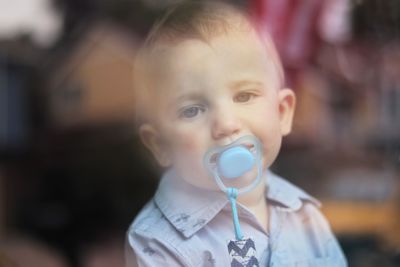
top-left (178, 105), bottom-right (206, 119)
top-left (233, 91), bottom-right (258, 103)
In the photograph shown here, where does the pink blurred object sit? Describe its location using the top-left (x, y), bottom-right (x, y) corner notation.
top-left (251, 0), bottom-right (351, 69)
top-left (318, 0), bottom-right (352, 44)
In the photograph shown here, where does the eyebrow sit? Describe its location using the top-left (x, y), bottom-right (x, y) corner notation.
top-left (168, 92), bottom-right (205, 109)
top-left (228, 80), bottom-right (264, 90)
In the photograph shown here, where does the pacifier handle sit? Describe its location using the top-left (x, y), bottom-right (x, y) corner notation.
top-left (227, 187), bottom-right (243, 240)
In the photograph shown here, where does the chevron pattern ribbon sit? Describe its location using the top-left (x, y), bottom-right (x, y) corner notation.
top-left (228, 238), bottom-right (260, 267)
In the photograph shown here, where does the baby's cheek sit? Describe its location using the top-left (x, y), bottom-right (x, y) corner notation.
top-left (186, 137), bottom-right (201, 150)
top-left (175, 127), bottom-right (204, 147)
top-left (173, 138), bottom-right (209, 181)
top-left (169, 131), bottom-right (203, 158)
top-left (181, 137), bottom-right (205, 159)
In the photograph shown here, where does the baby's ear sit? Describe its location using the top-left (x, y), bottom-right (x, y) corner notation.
top-left (278, 88), bottom-right (296, 136)
top-left (139, 123), bottom-right (172, 167)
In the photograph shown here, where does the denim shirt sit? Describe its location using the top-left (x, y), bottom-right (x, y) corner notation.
top-left (126, 169), bottom-right (347, 267)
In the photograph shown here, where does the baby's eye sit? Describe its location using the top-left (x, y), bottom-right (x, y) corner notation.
top-left (179, 105), bottom-right (205, 119)
top-left (233, 92), bottom-right (255, 103)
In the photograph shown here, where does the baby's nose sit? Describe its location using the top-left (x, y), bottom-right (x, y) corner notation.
top-left (211, 107), bottom-right (242, 140)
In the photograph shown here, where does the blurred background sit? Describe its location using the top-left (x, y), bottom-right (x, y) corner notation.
top-left (0, 0), bottom-right (399, 266)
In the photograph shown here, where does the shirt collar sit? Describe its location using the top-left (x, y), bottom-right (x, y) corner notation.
top-left (154, 168), bottom-right (320, 238)
top-left (266, 171), bottom-right (321, 211)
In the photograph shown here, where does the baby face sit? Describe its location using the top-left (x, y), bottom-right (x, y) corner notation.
top-left (140, 28), bottom-right (295, 190)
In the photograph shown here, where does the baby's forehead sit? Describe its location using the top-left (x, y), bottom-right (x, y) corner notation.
top-left (142, 36), bottom-right (283, 114)
top-left (138, 1), bottom-right (283, 80)
top-left (145, 27), bottom-right (284, 86)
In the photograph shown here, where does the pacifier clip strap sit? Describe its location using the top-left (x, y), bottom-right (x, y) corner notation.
top-left (226, 188), bottom-right (260, 266)
top-left (227, 187), bottom-right (243, 241)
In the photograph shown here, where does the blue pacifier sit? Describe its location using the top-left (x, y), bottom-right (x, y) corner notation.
top-left (218, 146), bottom-right (255, 179)
top-left (204, 135), bottom-right (263, 195)
top-left (203, 135), bottom-right (263, 240)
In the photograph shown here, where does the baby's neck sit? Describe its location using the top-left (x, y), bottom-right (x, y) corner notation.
top-left (237, 183), bottom-right (269, 232)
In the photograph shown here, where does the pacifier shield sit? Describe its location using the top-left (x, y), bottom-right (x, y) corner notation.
top-left (218, 146), bottom-right (255, 179)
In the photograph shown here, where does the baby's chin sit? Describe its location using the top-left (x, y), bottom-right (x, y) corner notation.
top-left (180, 170), bottom-right (220, 191)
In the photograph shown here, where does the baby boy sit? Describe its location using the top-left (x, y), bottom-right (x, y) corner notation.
top-left (126, 1), bottom-right (347, 266)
